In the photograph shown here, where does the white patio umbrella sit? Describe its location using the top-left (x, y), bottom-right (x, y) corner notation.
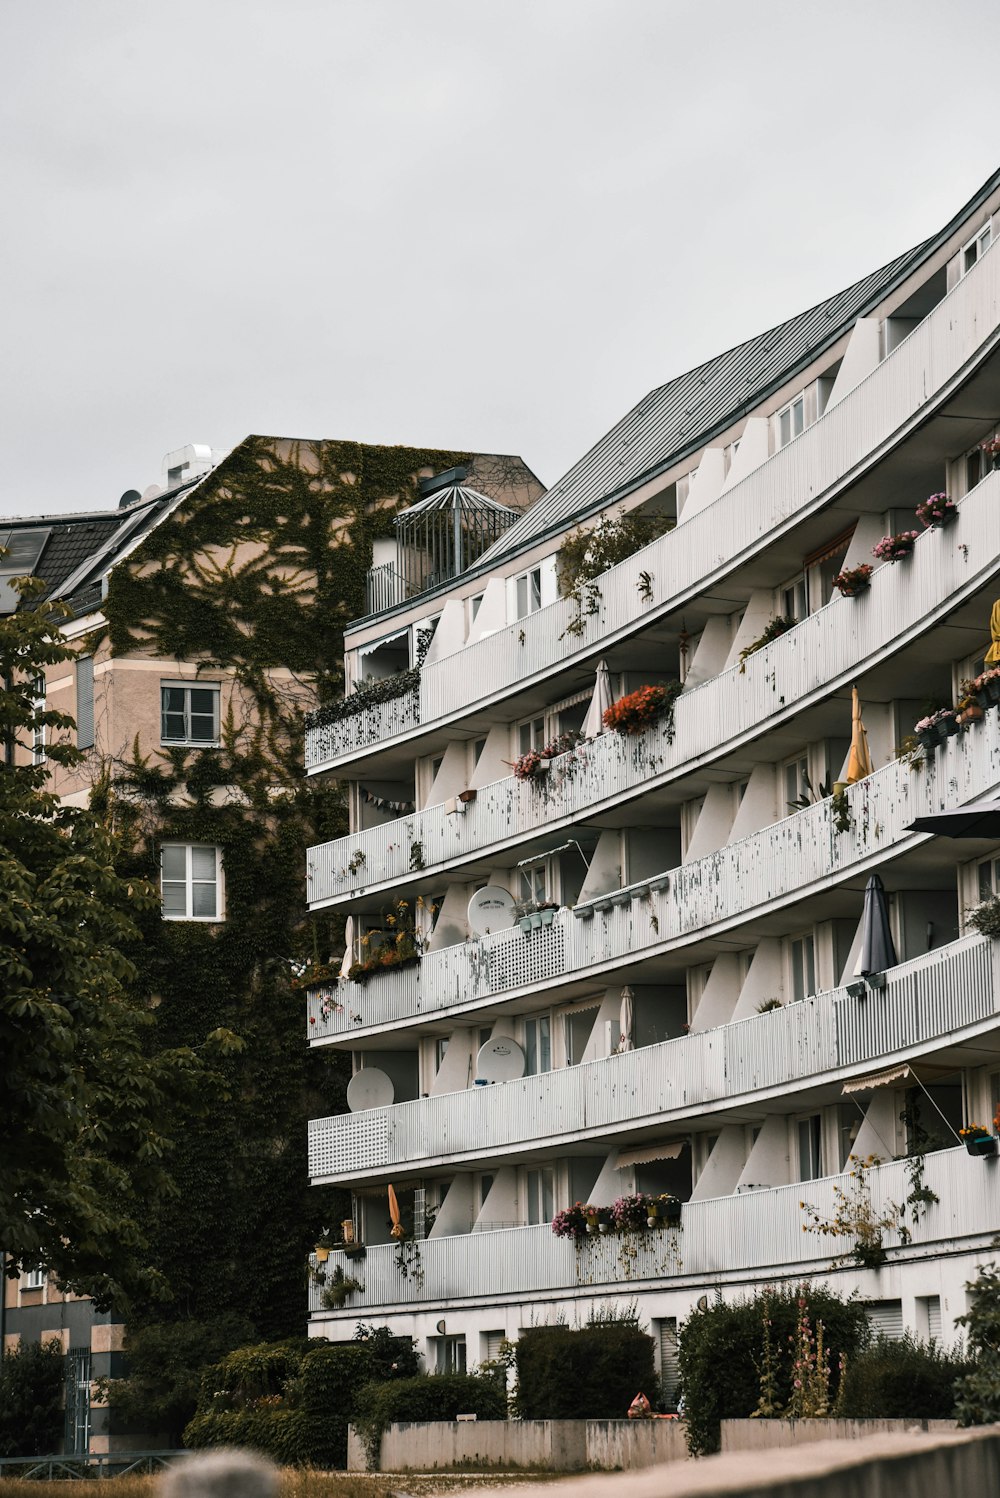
top-left (619, 986), bottom-right (635, 1052)
top-left (338, 915), bottom-right (355, 980)
top-left (582, 660), bottom-right (614, 738)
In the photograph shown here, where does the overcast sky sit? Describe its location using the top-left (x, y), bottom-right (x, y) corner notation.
top-left (3, 0), bottom-right (999, 517)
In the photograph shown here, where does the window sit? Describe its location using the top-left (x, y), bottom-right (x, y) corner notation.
top-left (777, 395), bottom-right (806, 449)
top-left (517, 716), bottom-right (545, 756)
top-left (435, 1037), bottom-right (450, 1071)
top-left (797, 1114), bottom-right (822, 1180)
top-left (963, 221), bottom-right (992, 275)
top-left (76, 657), bottom-right (94, 750)
top-left (515, 568), bottom-right (542, 619)
top-left (525, 1167), bottom-right (554, 1224)
top-left (435, 1335), bottom-right (467, 1374)
top-left (790, 933), bottom-right (817, 1003)
top-left (565, 1005), bottom-right (598, 1065)
top-left (967, 442), bottom-right (991, 493)
top-left (979, 857), bottom-right (1000, 902)
top-left (0, 527), bottom-right (51, 613)
top-left (783, 755), bottom-right (810, 812)
top-left (781, 576), bottom-right (807, 620)
top-left (24, 1266), bottom-right (46, 1291)
top-left (161, 844), bottom-right (222, 920)
top-left (479, 1173), bottom-right (494, 1208)
top-left (519, 862), bottom-right (547, 906)
top-left (31, 675), bottom-right (45, 765)
top-left (469, 737), bottom-right (487, 775)
top-left (161, 683), bottom-right (220, 745)
top-left (523, 1014), bottom-right (552, 1075)
top-left (469, 593), bottom-right (483, 622)
top-left (482, 1330), bottom-right (506, 1364)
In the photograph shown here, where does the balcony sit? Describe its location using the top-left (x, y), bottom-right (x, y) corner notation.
top-left (307, 702), bottom-right (1000, 1042)
top-left (309, 1147), bottom-right (997, 1315)
top-left (306, 239), bottom-right (1000, 774)
top-left (307, 469), bottom-right (1000, 908)
top-left (308, 935), bottom-right (997, 1182)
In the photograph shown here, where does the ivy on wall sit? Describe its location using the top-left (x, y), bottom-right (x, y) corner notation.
top-left (92, 436), bottom-right (473, 1338)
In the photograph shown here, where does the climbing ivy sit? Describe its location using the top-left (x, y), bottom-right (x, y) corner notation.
top-left (93, 436), bottom-right (472, 1338)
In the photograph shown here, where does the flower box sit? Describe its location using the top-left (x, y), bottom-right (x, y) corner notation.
top-left (872, 530), bottom-right (920, 563)
top-left (965, 1135), bottom-right (999, 1158)
top-left (915, 728), bottom-right (938, 751)
top-left (458, 788), bottom-right (478, 804)
top-left (832, 564), bottom-right (872, 598)
top-left (941, 715), bottom-right (962, 739)
top-left (915, 492), bottom-right (958, 529)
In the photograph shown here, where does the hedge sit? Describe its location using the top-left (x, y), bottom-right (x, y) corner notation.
top-left (513, 1322), bottom-right (656, 1419)
top-left (184, 1409), bottom-right (312, 1465)
top-left (836, 1334), bottom-right (971, 1419)
top-left (677, 1286), bottom-right (869, 1456)
top-left (352, 1373), bottom-right (508, 1470)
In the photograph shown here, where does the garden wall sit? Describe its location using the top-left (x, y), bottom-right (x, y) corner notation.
top-left (347, 1418), bottom-right (687, 1471)
top-left (721, 1418), bottom-right (959, 1451)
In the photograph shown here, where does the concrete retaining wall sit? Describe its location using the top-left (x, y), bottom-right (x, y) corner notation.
top-left (721, 1418), bottom-right (959, 1451)
top-left (348, 1417), bottom-right (687, 1471)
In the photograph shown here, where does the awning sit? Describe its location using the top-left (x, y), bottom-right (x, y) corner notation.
top-left (358, 628), bottom-right (409, 657)
top-left (842, 1064), bottom-right (911, 1096)
top-left (616, 1140), bottom-right (685, 1167)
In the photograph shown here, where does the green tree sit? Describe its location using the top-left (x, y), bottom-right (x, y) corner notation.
top-left (0, 581), bottom-right (238, 1310)
top-left (0, 1338), bottom-right (65, 1456)
top-left (101, 1315), bottom-right (256, 1447)
top-left (955, 1242), bottom-right (1000, 1424)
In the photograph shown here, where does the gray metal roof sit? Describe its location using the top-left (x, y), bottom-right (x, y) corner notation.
top-left (478, 243), bottom-right (932, 567)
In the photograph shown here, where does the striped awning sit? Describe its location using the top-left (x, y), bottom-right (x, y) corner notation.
top-left (842, 1064), bottom-right (911, 1095)
top-left (616, 1140), bottom-right (685, 1167)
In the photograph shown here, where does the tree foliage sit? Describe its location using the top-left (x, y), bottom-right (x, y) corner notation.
top-left (101, 1314), bottom-right (256, 1447)
top-left (0, 1338), bottom-right (66, 1456)
top-left (955, 1243), bottom-right (1000, 1424)
top-left (0, 583), bottom-right (237, 1309)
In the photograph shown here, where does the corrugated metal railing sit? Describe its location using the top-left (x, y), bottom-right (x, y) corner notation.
top-left (307, 467), bottom-right (1000, 903)
top-left (0, 1452), bottom-right (184, 1479)
top-left (307, 235), bottom-right (1000, 770)
top-left (308, 935), bottom-right (996, 1180)
top-left (307, 715), bottom-right (1000, 1041)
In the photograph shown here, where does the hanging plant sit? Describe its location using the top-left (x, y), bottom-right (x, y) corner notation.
top-left (603, 682), bottom-right (681, 739)
top-left (556, 509), bottom-right (674, 638)
top-left (738, 615), bottom-right (796, 670)
top-left (832, 564), bottom-right (872, 598)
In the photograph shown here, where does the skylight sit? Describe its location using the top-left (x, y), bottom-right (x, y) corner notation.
top-left (0, 527), bottom-right (51, 612)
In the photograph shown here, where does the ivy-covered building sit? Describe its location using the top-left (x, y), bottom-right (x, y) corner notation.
top-left (1, 434), bottom-right (543, 1453)
top-left (304, 166), bottom-right (1000, 1385)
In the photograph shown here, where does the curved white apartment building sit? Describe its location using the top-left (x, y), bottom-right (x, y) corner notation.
top-left (304, 169), bottom-right (1000, 1381)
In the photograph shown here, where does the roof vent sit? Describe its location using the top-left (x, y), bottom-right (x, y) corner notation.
top-left (418, 464), bottom-right (467, 497)
top-left (162, 443), bottom-right (215, 490)
top-left (119, 489), bottom-right (142, 509)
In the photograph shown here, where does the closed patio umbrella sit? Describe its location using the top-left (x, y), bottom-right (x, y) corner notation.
top-left (583, 660), bottom-right (614, 738)
top-left (619, 986), bottom-right (635, 1052)
top-left (986, 600), bottom-right (1000, 665)
top-left (338, 915), bottom-right (355, 980)
top-left (857, 873), bottom-right (898, 976)
top-left (845, 686), bottom-right (873, 784)
top-left (388, 1183), bottom-right (405, 1239)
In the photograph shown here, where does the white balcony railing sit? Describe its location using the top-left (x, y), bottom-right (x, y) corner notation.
top-left (309, 1147), bottom-right (997, 1314)
top-left (307, 707), bottom-right (1000, 1041)
top-left (307, 469), bottom-right (1000, 907)
top-left (307, 237), bottom-right (1000, 772)
top-left (306, 685), bottom-right (419, 769)
top-left (308, 935), bottom-right (997, 1181)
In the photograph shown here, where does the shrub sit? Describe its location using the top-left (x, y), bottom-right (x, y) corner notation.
top-left (677, 1285), bottom-right (868, 1456)
top-left (836, 1333), bottom-right (970, 1418)
top-left (184, 1408), bottom-right (312, 1465)
top-left (0, 1338), bottom-right (65, 1457)
top-left (353, 1371), bottom-right (507, 1469)
top-left (103, 1315), bottom-right (255, 1447)
top-left (955, 1245), bottom-right (1000, 1425)
top-left (513, 1318), bottom-right (656, 1419)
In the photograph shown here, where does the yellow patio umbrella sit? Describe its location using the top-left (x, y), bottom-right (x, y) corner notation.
top-left (985, 600), bottom-right (1000, 664)
top-left (388, 1183), bottom-right (405, 1240)
top-left (845, 685), bottom-right (873, 784)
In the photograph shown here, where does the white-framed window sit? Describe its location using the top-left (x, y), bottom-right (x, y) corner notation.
top-left (468, 737), bottom-right (487, 776)
top-left (781, 576), bottom-right (807, 621)
top-left (782, 753), bottom-right (810, 813)
top-left (564, 1002), bottom-right (600, 1065)
top-left (978, 856), bottom-right (1000, 903)
top-left (516, 716), bottom-right (545, 757)
top-left (523, 1013), bottom-right (552, 1075)
top-left (515, 567), bottom-right (542, 619)
top-left (24, 1266), bottom-right (46, 1291)
top-left (161, 843), bottom-right (223, 921)
top-left (435, 1037), bottom-right (450, 1071)
top-left (963, 220), bottom-right (992, 275)
top-left (524, 1166), bottom-right (555, 1224)
top-left (789, 931), bottom-right (817, 1003)
top-left (777, 394), bottom-right (806, 449)
top-left (797, 1113), bottom-right (823, 1181)
top-left (161, 682), bottom-right (220, 745)
top-left (32, 675), bottom-right (46, 765)
top-left (435, 1335), bottom-right (467, 1374)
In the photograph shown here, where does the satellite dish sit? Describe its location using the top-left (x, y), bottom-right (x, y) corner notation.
top-left (346, 1067), bottom-right (394, 1112)
top-left (467, 886), bottom-right (516, 937)
top-left (118, 489), bottom-right (142, 509)
top-left (476, 1037), bottom-right (525, 1083)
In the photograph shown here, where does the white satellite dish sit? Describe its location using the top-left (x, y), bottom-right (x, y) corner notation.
top-left (346, 1067), bottom-right (395, 1112)
top-left (467, 885), bottom-right (516, 937)
top-left (476, 1037), bottom-right (526, 1083)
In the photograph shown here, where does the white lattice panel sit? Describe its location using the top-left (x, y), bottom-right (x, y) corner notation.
top-left (309, 1111), bottom-right (390, 1178)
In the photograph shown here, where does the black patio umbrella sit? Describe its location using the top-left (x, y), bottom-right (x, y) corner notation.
top-left (908, 798), bottom-right (1000, 838)
top-left (858, 873), bottom-right (898, 976)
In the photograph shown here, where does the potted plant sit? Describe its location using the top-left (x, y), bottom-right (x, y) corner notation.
top-left (603, 682), bottom-right (681, 737)
top-left (513, 749), bottom-right (547, 781)
top-left (960, 1124), bottom-right (998, 1158)
top-left (967, 894), bottom-right (1000, 940)
top-left (597, 1206), bottom-right (612, 1234)
top-left (872, 530), bottom-right (920, 563)
top-left (551, 1203), bottom-right (588, 1241)
top-left (584, 1205), bottom-right (600, 1235)
top-left (972, 667), bottom-right (1000, 708)
top-left (832, 563), bottom-right (872, 598)
top-left (320, 1265), bottom-right (364, 1309)
top-left (915, 492), bottom-right (958, 528)
top-left (610, 1193), bottom-right (649, 1232)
